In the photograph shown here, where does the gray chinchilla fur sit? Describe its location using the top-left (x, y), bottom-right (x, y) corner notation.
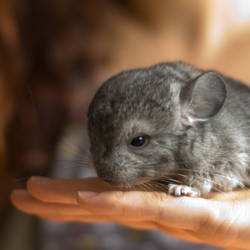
top-left (88, 61), bottom-right (250, 197)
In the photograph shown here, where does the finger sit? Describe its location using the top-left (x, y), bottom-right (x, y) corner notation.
top-left (38, 214), bottom-right (79, 222)
top-left (38, 214), bottom-right (114, 223)
top-left (38, 213), bottom-right (201, 243)
top-left (11, 189), bottom-right (92, 216)
top-left (39, 213), bottom-right (159, 230)
top-left (26, 176), bottom-right (115, 204)
top-left (78, 190), bottom-right (224, 230)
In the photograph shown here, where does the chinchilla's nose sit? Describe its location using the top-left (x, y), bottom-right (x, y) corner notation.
top-left (96, 169), bottom-right (125, 186)
top-left (96, 169), bottom-right (113, 183)
top-left (100, 175), bottom-right (113, 184)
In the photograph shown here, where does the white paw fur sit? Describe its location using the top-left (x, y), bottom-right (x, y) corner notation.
top-left (168, 184), bottom-right (200, 197)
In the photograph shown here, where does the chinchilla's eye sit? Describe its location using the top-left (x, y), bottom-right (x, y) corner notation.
top-left (130, 135), bottom-right (149, 147)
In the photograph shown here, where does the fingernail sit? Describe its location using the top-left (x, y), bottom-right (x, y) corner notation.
top-left (27, 176), bottom-right (50, 188)
top-left (29, 176), bottom-right (49, 181)
top-left (11, 189), bottom-right (28, 196)
top-left (10, 189), bottom-right (29, 202)
top-left (78, 191), bottom-right (98, 199)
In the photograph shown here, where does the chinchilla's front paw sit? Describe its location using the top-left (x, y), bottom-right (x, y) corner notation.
top-left (168, 184), bottom-right (200, 197)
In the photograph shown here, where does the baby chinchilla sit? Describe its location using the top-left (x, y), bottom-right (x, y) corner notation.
top-left (87, 61), bottom-right (250, 197)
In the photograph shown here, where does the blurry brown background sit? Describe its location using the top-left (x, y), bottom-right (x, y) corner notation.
top-left (1, 0), bottom-right (250, 249)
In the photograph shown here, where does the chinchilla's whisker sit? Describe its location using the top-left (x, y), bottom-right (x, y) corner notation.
top-left (152, 182), bottom-right (169, 192)
top-left (142, 183), bottom-right (152, 192)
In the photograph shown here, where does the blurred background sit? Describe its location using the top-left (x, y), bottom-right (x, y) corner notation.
top-left (1, 0), bottom-right (250, 249)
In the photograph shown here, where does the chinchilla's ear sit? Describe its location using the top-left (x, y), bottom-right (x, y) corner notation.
top-left (180, 71), bottom-right (227, 125)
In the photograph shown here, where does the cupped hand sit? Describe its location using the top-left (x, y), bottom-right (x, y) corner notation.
top-left (11, 177), bottom-right (250, 250)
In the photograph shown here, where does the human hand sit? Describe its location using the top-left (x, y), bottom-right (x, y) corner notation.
top-left (11, 177), bottom-right (250, 250)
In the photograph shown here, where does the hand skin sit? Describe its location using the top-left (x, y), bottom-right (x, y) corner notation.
top-left (11, 177), bottom-right (250, 250)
